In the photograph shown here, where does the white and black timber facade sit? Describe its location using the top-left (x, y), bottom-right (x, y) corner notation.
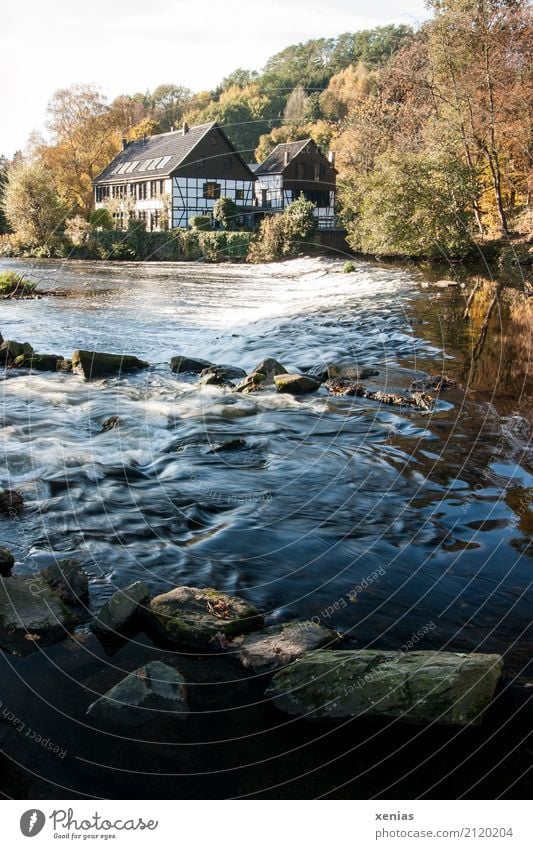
top-left (253, 139), bottom-right (336, 228)
top-left (93, 121), bottom-right (256, 230)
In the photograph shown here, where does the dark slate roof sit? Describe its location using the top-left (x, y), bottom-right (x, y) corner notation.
top-left (94, 122), bottom-right (215, 183)
top-left (255, 139), bottom-right (310, 175)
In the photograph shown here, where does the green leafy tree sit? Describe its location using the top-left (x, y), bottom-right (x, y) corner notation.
top-left (343, 151), bottom-right (475, 259)
top-left (0, 156), bottom-right (10, 234)
top-left (249, 194), bottom-right (316, 261)
top-left (213, 197), bottom-right (239, 230)
top-left (89, 207), bottom-right (114, 230)
top-left (2, 159), bottom-right (68, 249)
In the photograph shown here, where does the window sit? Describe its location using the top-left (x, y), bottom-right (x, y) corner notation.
top-left (224, 157), bottom-right (233, 171)
top-left (314, 164), bottom-right (322, 181)
top-left (203, 182), bottom-right (221, 200)
top-left (211, 135), bottom-right (218, 145)
top-left (158, 155), bottom-right (172, 169)
top-left (235, 189), bottom-right (244, 201)
top-left (151, 211), bottom-right (161, 231)
top-left (136, 182), bottom-right (147, 200)
top-left (196, 157), bottom-right (206, 169)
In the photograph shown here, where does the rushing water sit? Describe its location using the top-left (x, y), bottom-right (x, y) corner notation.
top-left (1, 256), bottom-right (532, 677)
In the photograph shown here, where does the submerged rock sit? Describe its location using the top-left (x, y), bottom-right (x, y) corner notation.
top-left (86, 661), bottom-right (188, 725)
top-left (0, 575), bottom-right (76, 654)
top-left (199, 367), bottom-right (234, 387)
top-left (170, 355), bottom-right (213, 374)
top-left (325, 378), bottom-right (366, 397)
top-left (0, 490), bottom-right (24, 516)
top-left (13, 353), bottom-right (62, 371)
top-left (0, 547), bottom-right (14, 577)
top-left (410, 374), bottom-right (461, 393)
top-left (224, 621), bottom-right (338, 673)
top-left (214, 364), bottom-right (247, 380)
top-left (72, 349), bottom-right (149, 379)
top-left (41, 560), bottom-right (89, 608)
top-left (207, 438), bottom-right (247, 454)
top-left (267, 649), bottom-right (503, 726)
top-left (370, 390), bottom-right (434, 411)
top-left (326, 364), bottom-right (380, 381)
top-left (0, 340), bottom-right (33, 365)
top-left (91, 581), bottom-right (150, 635)
top-left (100, 415), bottom-right (120, 433)
top-left (144, 585), bottom-right (264, 647)
top-left (274, 373), bottom-right (320, 395)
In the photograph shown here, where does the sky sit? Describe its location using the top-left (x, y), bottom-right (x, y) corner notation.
top-left (0, 0), bottom-right (429, 157)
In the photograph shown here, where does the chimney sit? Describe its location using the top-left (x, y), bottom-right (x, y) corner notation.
top-left (284, 150), bottom-right (290, 166)
top-left (182, 121), bottom-right (189, 135)
top-left (170, 125), bottom-right (175, 133)
top-left (121, 138), bottom-right (128, 150)
top-left (328, 150), bottom-right (335, 165)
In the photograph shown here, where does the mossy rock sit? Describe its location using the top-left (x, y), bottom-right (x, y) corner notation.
top-left (14, 353), bottom-right (62, 371)
top-left (144, 585), bottom-right (264, 647)
top-left (72, 349), bottom-right (149, 379)
top-left (266, 649), bottom-right (503, 726)
top-left (0, 575), bottom-right (77, 655)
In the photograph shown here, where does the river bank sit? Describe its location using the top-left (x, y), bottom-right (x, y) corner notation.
top-left (0, 256), bottom-right (531, 798)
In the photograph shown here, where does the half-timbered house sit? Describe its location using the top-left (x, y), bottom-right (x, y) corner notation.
top-left (253, 139), bottom-right (336, 227)
top-left (93, 121), bottom-right (256, 230)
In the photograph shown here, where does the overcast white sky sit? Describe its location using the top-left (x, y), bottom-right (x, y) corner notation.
top-left (0, 0), bottom-right (428, 156)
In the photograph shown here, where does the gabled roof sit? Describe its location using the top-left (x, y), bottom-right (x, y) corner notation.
top-left (255, 139), bottom-right (311, 175)
top-left (95, 122), bottom-right (251, 184)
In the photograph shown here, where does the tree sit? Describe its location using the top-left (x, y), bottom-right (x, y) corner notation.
top-left (185, 84), bottom-right (271, 159)
top-left (150, 84), bottom-right (193, 131)
top-left (213, 197), bottom-right (239, 230)
top-left (2, 159), bottom-right (68, 249)
top-left (342, 151), bottom-right (475, 258)
top-left (249, 194), bottom-right (316, 261)
top-left (37, 84), bottom-right (123, 216)
top-left (283, 85), bottom-right (309, 125)
top-left (0, 156), bottom-right (10, 234)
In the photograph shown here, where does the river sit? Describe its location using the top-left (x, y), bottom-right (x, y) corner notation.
top-left (0, 256), bottom-right (531, 799)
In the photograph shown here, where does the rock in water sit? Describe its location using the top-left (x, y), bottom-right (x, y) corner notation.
top-left (207, 438), bottom-right (247, 454)
top-left (86, 661), bottom-right (188, 725)
top-left (13, 354), bottom-right (62, 371)
top-left (170, 355), bottom-right (213, 374)
top-left (100, 415), bottom-right (120, 432)
top-left (0, 340), bottom-right (33, 365)
top-left (326, 364), bottom-right (380, 381)
top-left (274, 373), bottom-right (320, 395)
top-left (224, 621), bottom-right (338, 673)
top-left (0, 547), bottom-right (14, 577)
top-left (234, 372), bottom-right (267, 393)
top-left (72, 350), bottom-right (149, 379)
top-left (252, 358), bottom-right (288, 381)
top-left (198, 367), bottom-right (234, 387)
top-left (41, 560), bottom-right (89, 607)
top-left (0, 490), bottom-right (24, 516)
top-left (266, 650), bottom-right (503, 726)
top-left (91, 581), bottom-right (150, 634)
top-left (145, 585), bottom-right (264, 647)
top-left (0, 575), bottom-right (76, 654)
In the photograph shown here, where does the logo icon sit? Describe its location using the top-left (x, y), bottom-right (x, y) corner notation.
top-left (20, 810), bottom-right (46, 837)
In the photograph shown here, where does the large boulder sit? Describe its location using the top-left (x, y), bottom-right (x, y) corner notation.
top-left (86, 661), bottom-right (188, 725)
top-left (144, 585), bottom-right (264, 647)
top-left (274, 373), bottom-right (320, 395)
top-left (170, 355), bottom-right (213, 374)
top-left (223, 621), bottom-right (338, 673)
top-left (41, 560), bottom-right (89, 608)
top-left (0, 575), bottom-right (77, 654)
top-left (91, 581), bottom-right (150, 635)
top-left (0, 340), bottom-right (33, 365)
top-left (198, 367), bottom-right (235, 387)
top-left (0, 547), bottom-right (14, 577)
top-left (72, 350), bottom-right (149, 379)
top-left (266, 650), bottom-right (503, 726)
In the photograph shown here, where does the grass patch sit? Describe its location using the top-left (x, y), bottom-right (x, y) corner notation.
top-left (0, 271), bottom-right (37, 297)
